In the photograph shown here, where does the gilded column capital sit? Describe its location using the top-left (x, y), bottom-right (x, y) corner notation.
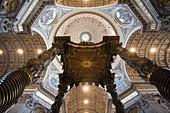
top-left (19, 68), bottom-right (33, 85)
top-left (146, 67), bottom-right (161, 82)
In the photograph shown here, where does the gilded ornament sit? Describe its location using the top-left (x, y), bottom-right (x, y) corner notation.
top-left (0, 0), bottom-right (18, 14)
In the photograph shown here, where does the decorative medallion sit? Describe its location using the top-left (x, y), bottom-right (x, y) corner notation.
top-left (49, 74), bottom-right (59, 90)
top-left (0, 0), bottom-right (19, 15)
top-left (115, 8), bottom-right (133, 25)
top-left (39, 8), bottom-right (57, 26)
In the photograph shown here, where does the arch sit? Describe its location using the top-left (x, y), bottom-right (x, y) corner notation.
top-left (31, 26), bottom-right (48, 48)
top-left (48, 8), bottom-right (123, 46)
top-left (48, 8), bottom-right (124, 70)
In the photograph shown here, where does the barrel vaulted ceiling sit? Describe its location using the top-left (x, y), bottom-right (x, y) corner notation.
top-left (126, 30), bottom-right (170, 82)
top-left (0, 33), bottom-right (47, 80)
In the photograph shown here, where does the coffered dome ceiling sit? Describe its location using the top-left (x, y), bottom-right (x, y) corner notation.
top-left (56, 13), bottom-right (116, 43)
top-left (65, 84), bottom-right (108, 113)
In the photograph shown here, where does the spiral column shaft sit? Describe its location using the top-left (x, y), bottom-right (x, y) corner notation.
top-left (0, 69), bottom-right (30, 112)
top-left (111, 42), bottom-right (170, 102)
top-left (0, 46), bottom-right (59, 112)
top-left (150, 69), bottom-right (170, 102)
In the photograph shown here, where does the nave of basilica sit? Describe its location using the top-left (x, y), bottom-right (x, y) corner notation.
top-left (0, 0), bottom-right (170, 113)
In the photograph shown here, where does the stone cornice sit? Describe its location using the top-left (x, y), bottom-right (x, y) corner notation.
top-left (118, 0), bottom-right (170, 33)
top-left (22, 0), bottom-right (55, 34)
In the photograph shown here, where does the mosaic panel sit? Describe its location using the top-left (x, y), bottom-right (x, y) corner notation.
top-left (116, 8), bottom-right (133, 25)
top-left (39, 9), bottom-right (57, 26)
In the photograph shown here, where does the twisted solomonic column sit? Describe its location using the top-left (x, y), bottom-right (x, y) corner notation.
top-left (110, 42), bottom-right (170, 103)
top-left (0, 46), bottom-right (59, 112)
top-left (106, 77), bottom-right (126, 113)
